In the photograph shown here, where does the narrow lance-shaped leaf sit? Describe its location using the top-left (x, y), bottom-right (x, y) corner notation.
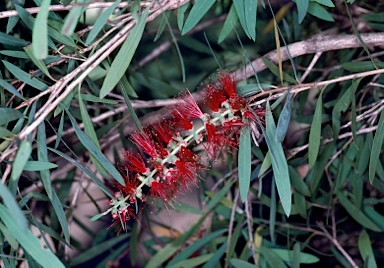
top-left (64, 108), bottom-right (125, 186)
top-left (369, 108), bottom-right (384, 183)
top-left (0, 204), bottom-right (65, 268)
top-left (296, 0), bottom-right (309, 23)
top-left (238, 126), bottom-right (251, 202)
top-left (244, 0), bottom-right (257, 40)
top-left (182, 0), bottom-right (215, 35)
top-left (276, 90), bottom-right (291, 142)
top-left (78, 92), bottom-right (109, 178)
top-left (100, 7), bottom-right (149, 98)
top-left (308, 88), bottom-right (324, 168)
top-left (265, 101), bottom-right (291, 216)
top-left (50, 188), bottom-right (70, 245)
top-left (37, 122), bottom-right (52, 199)
top-left (86, 0), bottom-right (121, 44)
top-left (11, 140), bottom-right (32, 186)
top-left (33, 0), bottom-right (50, 59)
top-left (0, 181), bottom-right (28, 232)
top-left (61, 0), bottom-right (91, 36)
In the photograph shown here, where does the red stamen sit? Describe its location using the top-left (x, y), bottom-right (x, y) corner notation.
top-left (121, 150), bottom-right (148, 174)
top-left (131, 131), bottom-right (157, 159)
top-left (176, 90), bottom-right (205, 119)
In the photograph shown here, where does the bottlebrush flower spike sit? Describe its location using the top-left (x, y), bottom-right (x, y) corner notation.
top-left (101, 70), bottom-right (266, 233)
top-left (120, 150), bottom-right (148, 174)
top-left (204, 84), bottom-right (227, 112)
top-left (176, 90), bottom-right (205, 119)
top-left (130, 131), bottom-right (157, 159)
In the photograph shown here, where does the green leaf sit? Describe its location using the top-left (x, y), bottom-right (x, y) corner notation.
top-left (271, 248), bottom-right (320, 264)
top-left (244, 0), bottom-right (257, 40)
top-left (202, 241), bottom-right (227, 268)
top-left (48, 148), bottom-right (113, 199)
top-left (0, 181), bottom-right (28, 232)
top-left (0, 108), bottom-right (23, 125)
top-left (358, 230), bottom-right (377, 268)
top-left (233, 1), bottom-right (250, 38)
top-left (265, 101), bottom-right (292, 216)
top-left (336, 191), bottom-right (381, 232)
top-left (70, 234), bottom-right (129, 265)
top-left (0, 127), bottom-right (15, 139)
top-left (167, 229), bottom-right (226, 267)
top-left (308, 89), bottom-right (324, 168)
top-left (78, 93), bottom-right (109, 178)
top-left (24, 45), bottom-right (56, 81)
top-left (182, 0), bottom-right (215, 35)
top-left (169, 254), bottom-right (214, 268)
top-left (239, 126), bottom-right (251, 202)
top-left (369, 108), bottom-right (384, 183)
top-left (86, 0), bottom-right (121, 44)
top-left (147, 183), bottom-right (232, 268)
top-left (0, 31), bottom-right (29, 47)
top-left (332, 80), bottom-right (360, 139)
top-left (50, 189), bottom-right (70, 245)
top-left (177, 2), bottom-right (189, 31)
top-left (230, 258), bottom-right (257, 268)
top-left (296, 0), bottom-right (309, 23)
top-left (64, 108), bottom-right (125, 185)
top-left (11, 140), bottom-right (32, 182)
top-left (312, 0), bottom-right (335, 7)
top-left (307, 1), bottom-right (334, 22)
top-left (100, 7), bottom-right (149, 98)
top-left (0, 205), bottom-right (65, 268)
top-left (342, 61), bottom-right (384, 72)
top-left (0, 50), bottom-right (30, 59)
top-left (3, 60), bottom-right (48, 91)
top-left (258, 247), bottom-right (288, 268)
top-left (37, 122), bottom-right (52, 199)
top-left (22, 161), bottom-right (58, 171)
top-left (61, 0), bottom-right (91, 36)
top-left (119, 79), bottom-right (142, 131)
top-left (154, 10), bottom-right (170, 42)
top-left (276, 90), bottom-right (291, 142)
top-left (0, 79), bottom-right (25, 100)
top-left (33, 0), bottom-right (50, 59)
top-left (218, 4), bottom-right (238, 43)
top-left (289, 166), bottom-right (310, 196)
top-left (262, 57), bottom-right (297, 84)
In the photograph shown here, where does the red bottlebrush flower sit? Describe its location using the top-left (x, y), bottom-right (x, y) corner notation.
top-left (109, 205), bottom-right (138, 233)
top-left (154, 142), bottom-right (169, 158)
top-left (150, 180), bottom-right (176, 210)
top-left (204, 84), bottom-right (227, 112)
top-left (243, 107), bottom-right (266, 124)
top-left (174, 159), bottom-right (199, 191)
top-left (219, 72), bottom-right (237, 99)
top-left (228, 95), bottom-right (247, 111)
top-left (121, 150), bottom-right (148, 174)
top-left (131, 131), bottom-right (157, 159)
top-left (179, 145), bottom-right (201, 165)
top-left (205, 122), bottom-right (237, 158)
top-left (170, 109), bottom-right (194, 131)
top-left (117, 174), bottom-right (140, 196)
top-left (151, 122), bottom-right (174, 145)
top-left (176, 90), bottom-right (205, 119)
top-left (222, 118), bottom-right (247, 128)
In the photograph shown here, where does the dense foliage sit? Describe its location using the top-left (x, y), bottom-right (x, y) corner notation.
top-left (0, 0), bottom-right (384, 267)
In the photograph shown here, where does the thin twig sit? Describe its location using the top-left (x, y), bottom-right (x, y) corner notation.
top-left (317, 222), bottom-right (358, 268)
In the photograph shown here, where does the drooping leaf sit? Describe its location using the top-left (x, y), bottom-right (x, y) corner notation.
top-left (100, 7), bottom-right (149, 98)
top-left (33, 0), bottom-right (50, 59)
top-left (218, 4), bottom-right (238, 43)
top-left (0, 204), bottom-right (65, 268)
top-left (37, 122), bottom-right (52, 199)
top-left (369, 108), bottom-right (384, 183)
top-left (244, 0), bottom-right (257, 40)
top-left (265, 101), bottom-right (291, 216)
top-left (0, 108), bottom-right (23, 125)
top-left (182, 0), bottom-right (215, 35)
top-left (308, 89), bottom-right (324, 168)
top-left (239, 126), bottom-right (251, 202)
top-left (86, 0), bottom-right (121, 44)
top-left (276, 90), bottom-right (291, 142)
top-left (296, 0), bottom-right (309, 23)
